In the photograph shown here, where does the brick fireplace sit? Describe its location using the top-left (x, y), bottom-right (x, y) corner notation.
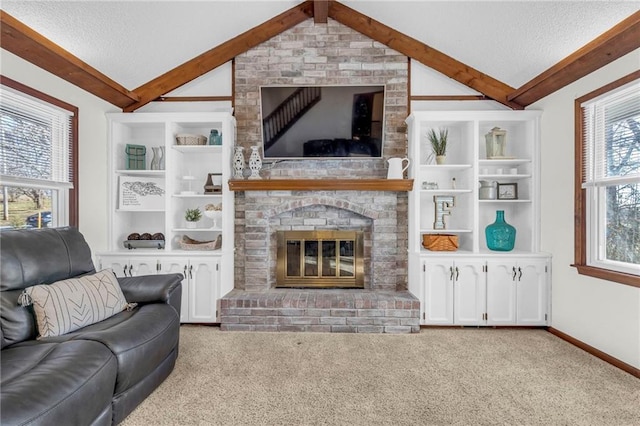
top-left (219, 18), bottom-right (419, 332)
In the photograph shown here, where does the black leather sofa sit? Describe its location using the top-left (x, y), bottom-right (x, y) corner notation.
top-left (0, 227), bottom-right (183, 425)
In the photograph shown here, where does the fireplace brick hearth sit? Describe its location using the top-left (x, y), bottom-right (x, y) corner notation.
top-left (220, 289), bottom-right (419, 333)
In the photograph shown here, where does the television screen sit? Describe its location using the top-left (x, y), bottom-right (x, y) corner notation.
top-left (260, 85), bottom-right (385, 159)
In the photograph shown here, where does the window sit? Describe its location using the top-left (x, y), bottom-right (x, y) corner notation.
top-left (0, 76), bottom-right (78, 229)
top-left (575, 71), bottom-right (640, 287)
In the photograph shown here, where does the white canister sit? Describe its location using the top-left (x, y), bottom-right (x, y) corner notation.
top-left (479, 180), bottom-right (497, 200)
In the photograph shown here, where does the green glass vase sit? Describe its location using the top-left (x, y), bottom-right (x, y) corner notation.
top-left (485, 210), bottom-right (516, 251)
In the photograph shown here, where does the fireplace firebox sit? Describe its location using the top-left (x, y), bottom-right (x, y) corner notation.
top-left (276, 230), bottom-right (364, 288)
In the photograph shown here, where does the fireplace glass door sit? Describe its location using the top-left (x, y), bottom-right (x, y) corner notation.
top-left (277, 230), bottom-right (364, 288)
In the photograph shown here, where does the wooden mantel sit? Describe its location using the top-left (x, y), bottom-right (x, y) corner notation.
top-left (228, 179), bottom-right (414, 192)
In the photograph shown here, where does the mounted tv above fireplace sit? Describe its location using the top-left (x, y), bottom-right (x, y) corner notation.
top-left (260, 85), bottom-right (385, 159)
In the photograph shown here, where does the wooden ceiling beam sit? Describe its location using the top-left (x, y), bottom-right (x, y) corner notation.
top-left (124, 2), bottom-right (314, 112)
top-left (328, 1), bottom-right (523, 110)
top-left (509, 11), bottom-right (640, 106)
top-left (0, 10), bottom-right (139, 108)
top-left (313, 0), bottom-right (329, 24)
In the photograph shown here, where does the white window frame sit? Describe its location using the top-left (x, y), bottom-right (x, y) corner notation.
top-left (0, 76), bottom-right (77, 228)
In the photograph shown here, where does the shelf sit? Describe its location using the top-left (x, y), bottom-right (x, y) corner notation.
top-left (228, 179), bottom-right (414, 192)
top-left (420, 229), bottom-right (473, 234)
top-left (173, 227), bottom-right (222, 232)
top-left (479, 199), bottom-right (532, 203)
top-left (419, 248), bottom-right (474, 255)
top-left (478, 174), bottom-right (531, 179)
top-left (420, 189), bottom-right (473, 194)
top-left (172, 194), bottom-right (223, 198)
top-left (478, 159), bottom-right (531, 166)
top-left (116, 170), bottom-right (165, 176)
top-left (115, 209), bottom-right (165, 213)
top-left (171, 249), bottom-right (223, 255)
top-left (420, 164), bottom-right (472, 171)
top-left (171, 145), bottom-right (222, 153)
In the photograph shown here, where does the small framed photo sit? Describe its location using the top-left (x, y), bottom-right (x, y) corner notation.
top-left (497, 183), bottom-right (518, 200)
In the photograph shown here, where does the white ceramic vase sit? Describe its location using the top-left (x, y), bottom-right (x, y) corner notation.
top-left (159, 146), bottom-right (165, 170)
top-left (248, 145), bottom-right (262, 180)
top-left (233, 146), bottom-right (245, 179)
top-left (150, 147), bottom-right (161, 170)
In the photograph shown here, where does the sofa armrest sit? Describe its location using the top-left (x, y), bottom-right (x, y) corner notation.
top-left (118, 273), bottom-right (183, 316)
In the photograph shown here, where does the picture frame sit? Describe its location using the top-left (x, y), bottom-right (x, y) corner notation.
top-left (497, 183), bottom-right (518, 200)
top-left (118, 176), bottom-right (165, 210)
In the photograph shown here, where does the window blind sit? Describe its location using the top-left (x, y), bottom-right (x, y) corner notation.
top-left (0, 85), bottom-right (74, 189)
top-left (581, 79), bottom-right (640, 188)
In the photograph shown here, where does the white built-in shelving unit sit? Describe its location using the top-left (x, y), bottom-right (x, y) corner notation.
top-left (96, 112), bottom-right (236, 323)
top-left (406, 110), bottom-right (551, 327)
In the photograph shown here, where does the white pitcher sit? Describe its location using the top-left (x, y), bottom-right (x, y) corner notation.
top-left (387, 157), bottom-right (410, 179)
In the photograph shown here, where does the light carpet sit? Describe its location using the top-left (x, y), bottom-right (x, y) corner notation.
top-left (122, 326), bottom-right (639, 426)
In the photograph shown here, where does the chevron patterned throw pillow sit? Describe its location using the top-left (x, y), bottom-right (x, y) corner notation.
top-left (21, 269), bottom-right (131, 339)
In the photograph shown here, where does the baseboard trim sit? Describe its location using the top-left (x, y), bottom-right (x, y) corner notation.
top-left (547, 327), bottom-right (640, 379)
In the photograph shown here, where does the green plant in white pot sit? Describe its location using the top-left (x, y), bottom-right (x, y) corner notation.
top-left (427, 128), bottom-right (448, 165)
top-left (185, 207), bottom-right (202, 229)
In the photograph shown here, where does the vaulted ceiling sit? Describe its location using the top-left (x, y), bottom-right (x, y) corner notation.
top-left (1, 1), bottom-right (639, 111)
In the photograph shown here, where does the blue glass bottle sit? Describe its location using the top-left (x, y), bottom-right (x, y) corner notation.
top-left (485, 210), bottom-right (516, 251)
top-left (209, 129), bottom-right (221, 145)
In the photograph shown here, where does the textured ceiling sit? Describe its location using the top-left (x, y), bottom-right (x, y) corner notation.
top-left (2, 0), bottom-right (639, 91)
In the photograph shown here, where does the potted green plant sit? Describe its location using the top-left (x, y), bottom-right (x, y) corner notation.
top-left (184, 207), bottom-right (202, 229)
top-left (427, 128), bottom-right (448, 164)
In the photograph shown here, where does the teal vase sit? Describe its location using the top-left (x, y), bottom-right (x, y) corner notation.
top-left (485, 210), bottom-right (516, 251)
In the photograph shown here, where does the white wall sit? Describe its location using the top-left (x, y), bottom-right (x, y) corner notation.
top-left (0, 49), bottom-right (119, 253)
top-left (532, 48), bottom-right (640, 369)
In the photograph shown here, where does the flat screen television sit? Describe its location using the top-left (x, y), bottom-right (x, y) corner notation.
top-left (260, 85), bottom-right (385, 159)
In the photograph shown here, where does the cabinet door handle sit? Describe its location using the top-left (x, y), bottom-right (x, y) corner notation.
top-left (183, 265), bottom-right (187, 278)
top-left (189, 265), bottom-right (193, 280)
top-left (128, 265), bottom-right (133, 276)
top-left (512, 266), bottom-right (517, 281)
top-left (518, 267), bottom-right (523, 281)
top-left (455, 267), bottom-right (459, 281)
top-left (123, 266), bottom-right (128, 276)
top-left (450, 266), bottom-right (454, 281)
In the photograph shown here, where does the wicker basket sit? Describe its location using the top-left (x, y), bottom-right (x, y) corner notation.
top-left (179, 235), bottom-right (221, 251)
top-left (175, 134), bottom-right (207, 146)
top-left (422, 234), bottom-right (459, 251)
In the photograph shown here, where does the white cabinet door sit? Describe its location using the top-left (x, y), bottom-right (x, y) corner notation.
top-left (189, 259), bottom-right (219, 323)
top-left (453, 261), bottom-right (486, 325)
top-left (422, 260), bottom-right (454, 325)
top-left (486, 261), bottom-right (517, 325)
top-left (100, 256), bottom-right (131, 278)
top-left (161, 258), bottom-right (190, 323)
top-left (486, 258), bottom-right (548, 326)
top-left (130, 259), bottom-right (157, 277)
top-left (160, 257), bottom-right (218, 323)
top-left (99, 256), bottom-right (157, 278)
top-left (516, 260), bottom-right (548, 325)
